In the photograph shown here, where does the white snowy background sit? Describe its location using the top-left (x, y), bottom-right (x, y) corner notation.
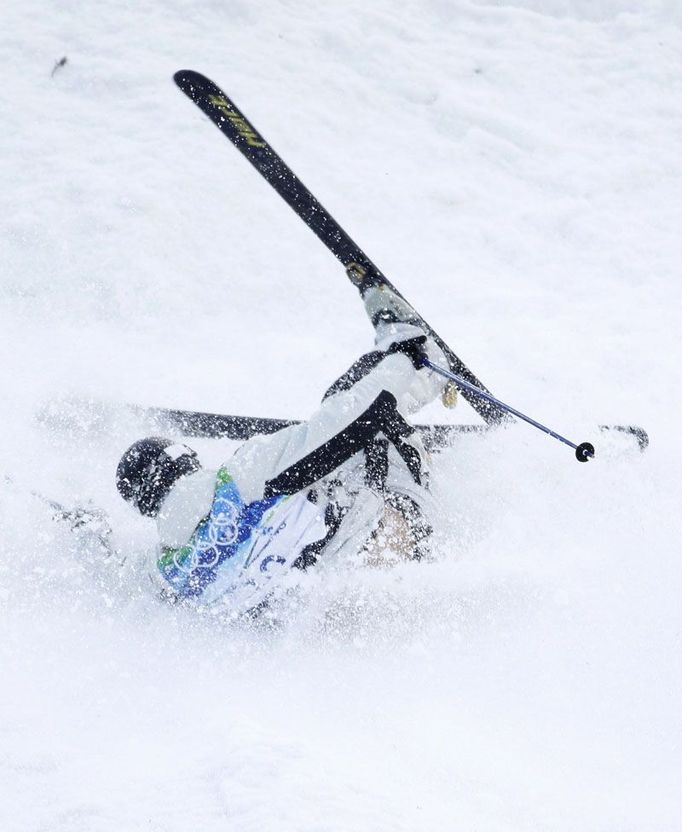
top-left (1, 1), bottom-right (681, 829)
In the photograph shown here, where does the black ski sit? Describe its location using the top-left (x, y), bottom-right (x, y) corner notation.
top-left (141, 404), bottom-right (489, 451)
top-left (36, 397), bottom-right (649, 453)
top-left (173, 69), bottom-right (504, 425)
top-left (138, 404), bottom-right (649, 454)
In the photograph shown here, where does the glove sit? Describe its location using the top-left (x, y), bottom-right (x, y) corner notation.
top-left (385, 335), bottom-right (428, 371)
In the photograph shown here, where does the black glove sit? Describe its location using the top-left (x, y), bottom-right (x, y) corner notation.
top-left (386, 335), bottom-right (428, 370)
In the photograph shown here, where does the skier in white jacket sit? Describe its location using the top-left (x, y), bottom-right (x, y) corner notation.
top-left (116, 284), bottom-right (449, 614)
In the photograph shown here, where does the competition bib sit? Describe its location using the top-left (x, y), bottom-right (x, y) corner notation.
top-left (156, 467), bottom-right (327, 611)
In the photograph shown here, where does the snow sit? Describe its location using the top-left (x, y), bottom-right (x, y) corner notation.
top-left (1, 0), bottom-right (682, 829)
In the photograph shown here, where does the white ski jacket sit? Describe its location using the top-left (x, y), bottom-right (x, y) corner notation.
top-left (152, 320), bottom-right (447, 612)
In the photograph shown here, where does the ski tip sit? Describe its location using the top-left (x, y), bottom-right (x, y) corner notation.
top-left (598, 424), bottom-right (649, 452)
top-left (632, 427), bottom-right (650, 451)
top-left (173, 69), bottom-right (209, 92)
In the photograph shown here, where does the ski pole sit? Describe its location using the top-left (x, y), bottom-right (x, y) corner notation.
top-left (423, 358), bottom-right (595, 462)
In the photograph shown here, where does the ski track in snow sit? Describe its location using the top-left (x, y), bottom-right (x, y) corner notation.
top-left (1, 1), bottom-right (681, 829)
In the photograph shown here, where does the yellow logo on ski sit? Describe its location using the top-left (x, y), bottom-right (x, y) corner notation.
top-left (207, 95), bottom-right (266, 148)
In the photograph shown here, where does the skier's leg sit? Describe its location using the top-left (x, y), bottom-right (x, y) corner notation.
top-left (361, 282), bottom-right (421, 330)
top-left (322, 283), bottom-right (443, 403)
top-left (322, 350), bottom-right (385, 401)
top-left (227, 335), bottom-right (445, 506)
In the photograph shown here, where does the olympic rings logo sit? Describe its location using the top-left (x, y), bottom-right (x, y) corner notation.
top-left (173, 497), bottom-right (241, 574)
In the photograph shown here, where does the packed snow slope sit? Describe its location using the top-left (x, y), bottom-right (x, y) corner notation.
top-left (1, 1), bottom-right (681, 829)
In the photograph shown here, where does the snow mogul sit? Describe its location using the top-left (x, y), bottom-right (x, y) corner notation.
top-left (116, 285), bottom-right (449, 614)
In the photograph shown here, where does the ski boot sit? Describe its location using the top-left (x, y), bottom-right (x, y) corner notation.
top-left (347, 263), bottom-right (457, 409)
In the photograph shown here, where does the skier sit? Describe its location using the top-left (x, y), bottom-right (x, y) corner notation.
top-left (116, 283), bottom-right (449, 614)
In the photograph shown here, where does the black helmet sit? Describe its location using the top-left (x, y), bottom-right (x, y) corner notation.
top-left (116, 437), bottom-right (201, 517)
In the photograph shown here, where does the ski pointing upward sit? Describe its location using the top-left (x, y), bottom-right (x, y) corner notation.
top-left (173, 69), bottom-right (506, 425)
